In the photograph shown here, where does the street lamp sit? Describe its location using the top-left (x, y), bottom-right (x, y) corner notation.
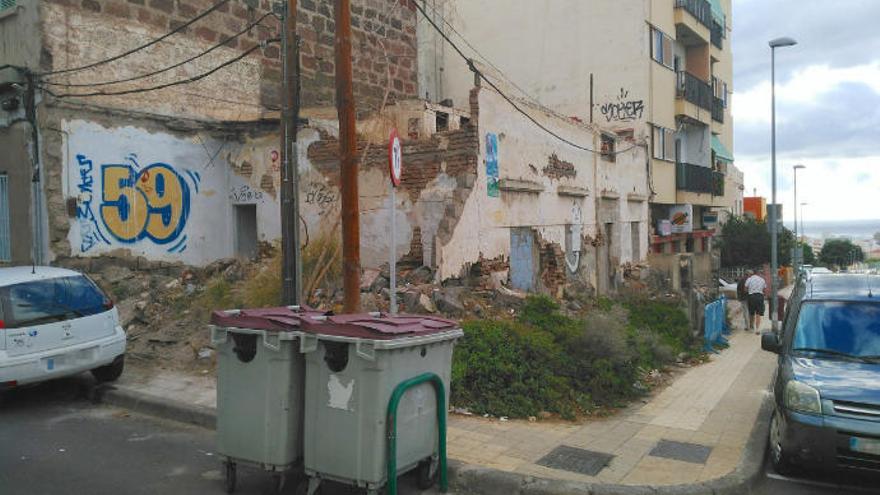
top-left (769, 36), bottom-right (797, 331)
top-left (793, 164), bottom-right (806, 272)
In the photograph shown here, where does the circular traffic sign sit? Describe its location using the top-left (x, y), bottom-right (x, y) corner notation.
top-left (389, 128), bottom-right (402, 187)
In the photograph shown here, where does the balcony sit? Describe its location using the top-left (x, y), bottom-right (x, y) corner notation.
top-left (677, 71), bottom-right (713, 112)
top-left (675, 0), bottom-right (712, 28)
top-left (676, 162), bottom-right (725, 196)
top-left (712, 97), bottom-right (724, 123)
top-left (711, 21), bottom-right (723, 49)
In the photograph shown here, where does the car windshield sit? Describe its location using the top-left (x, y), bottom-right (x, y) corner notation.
top-left (792, 301), bottom-right (880, 359)
top-left (5, 276), bottom-right (109, 327)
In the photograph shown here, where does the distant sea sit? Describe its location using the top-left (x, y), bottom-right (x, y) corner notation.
top-left (784, 219), bottom-right (880, 240)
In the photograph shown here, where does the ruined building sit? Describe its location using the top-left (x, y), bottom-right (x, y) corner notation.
top-left (0, 0), bottom-right (652, 296)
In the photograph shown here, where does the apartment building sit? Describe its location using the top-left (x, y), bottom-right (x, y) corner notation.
top-left (418, 0), bottom-right (742, 284)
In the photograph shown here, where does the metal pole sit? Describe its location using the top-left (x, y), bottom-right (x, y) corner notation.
top-left (335, 0), bottom-right (361, 313)
top-left (770, 46), bottom-right (779, 331)
top-left (280, 0), bottom-right (301, 305)
top-left (390, 184), bottom-right (397, 314)
top-left (793, 166), bottom-right (798, 272)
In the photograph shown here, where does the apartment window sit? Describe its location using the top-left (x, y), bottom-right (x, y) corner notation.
top-left (651, 27), bottom-right (673, 69)
top-left (0, 174), bottom-right (10, 261)
top-left (652, 125), bottom-right (676, 161)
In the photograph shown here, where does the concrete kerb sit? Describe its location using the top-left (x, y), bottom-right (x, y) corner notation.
top-left (97, 385), bottom-right (773, 495)
top-left (98, 384), bottom-right (217, 430)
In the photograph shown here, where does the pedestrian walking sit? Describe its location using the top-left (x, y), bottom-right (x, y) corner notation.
top-left (736, 272), bottom-right (750, 330)
top-left (745, 270), bottom-right (767, 333)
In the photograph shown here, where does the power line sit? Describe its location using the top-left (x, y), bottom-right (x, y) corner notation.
top-left (42, 39), bottom-right (278, 99)
top-left (412, 1), bottom-right (641, 156)
top-left (38, 0), bottom-right (234, 77)
top-left (42, 12), bottom-right (275, 88)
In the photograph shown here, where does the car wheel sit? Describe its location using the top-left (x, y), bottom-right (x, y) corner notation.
top-left (769, 410), bottom-right (796, 475)
top-left (91, 356), bottom-right (125, 383)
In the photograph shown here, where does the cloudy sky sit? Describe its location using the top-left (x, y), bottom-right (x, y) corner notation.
top-left (731, 0), bottom-right (880, 223)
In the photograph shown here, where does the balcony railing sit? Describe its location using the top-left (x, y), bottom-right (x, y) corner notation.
top-left (712, 97), bottom-right (724, 123)
top-left (677, 71), bottom-right (713, 112)
top-left (711, 21), bottom-right (723, 48)
top-left (675, 0), bottom-right (712, 29)
top-left (677, 162), bottom-right (725, 196)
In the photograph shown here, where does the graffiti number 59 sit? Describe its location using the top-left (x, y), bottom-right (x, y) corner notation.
top-left (100, 164), bottom-right (190, 244)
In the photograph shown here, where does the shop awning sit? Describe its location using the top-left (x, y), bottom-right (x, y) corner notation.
top-left (712, 135), bottom-right (734, 163)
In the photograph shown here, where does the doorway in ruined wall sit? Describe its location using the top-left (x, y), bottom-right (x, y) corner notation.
top-left (510, 228), bottom-right (537, 292)
top-left (234, 204), bottom-right (258, 260)
top-left (597, 223), bottom-right (614, 295)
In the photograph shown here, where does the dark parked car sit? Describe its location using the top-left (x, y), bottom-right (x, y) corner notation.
top-left (762, 274), bottom-right (880, 474)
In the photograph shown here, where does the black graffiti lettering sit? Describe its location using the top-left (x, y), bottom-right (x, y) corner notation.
top-left (600, 100), bottom-right (645, 122)
top-left (304, 183), bottom-right (338, 215)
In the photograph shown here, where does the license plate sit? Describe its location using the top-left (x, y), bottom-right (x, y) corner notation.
top-left (46, 358), bottom-right (54, 371)
top-left (850, 437), bottom-right (880, 455)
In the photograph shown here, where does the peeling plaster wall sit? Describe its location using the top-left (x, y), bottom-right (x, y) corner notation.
top-left (438, 87), bottom-right (650, 291)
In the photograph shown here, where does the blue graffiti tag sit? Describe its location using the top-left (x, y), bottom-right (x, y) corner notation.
top-left (74, 154), bottom-right (111, 253)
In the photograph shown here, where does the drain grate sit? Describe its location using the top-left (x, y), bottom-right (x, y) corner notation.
top-left (649, 439), bottom-right (713, 464)
top-left (536, 445), bottom-right (614, 476)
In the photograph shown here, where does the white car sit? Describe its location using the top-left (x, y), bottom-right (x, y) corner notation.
top-left (0, 266), bottom-right (126, 390)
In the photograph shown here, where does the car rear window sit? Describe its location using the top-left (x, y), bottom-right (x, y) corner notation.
top-left (4, 275), bottom-right (109, 328)
top-left (792, 301), bottom-right (880, 358)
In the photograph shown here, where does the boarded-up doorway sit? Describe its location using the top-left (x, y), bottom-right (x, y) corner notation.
top-left (234, 204), bottom-right (258, 259)
top-left (510, 228), bottom-right (537, 292)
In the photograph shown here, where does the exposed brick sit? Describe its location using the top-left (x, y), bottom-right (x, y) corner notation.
top-left (232, 3), bottom-right (252, 19)
top-left (263, 44), bottom-right (280, 59)
top-left (301, 55), bottom-right (317, 70)
top-left (81, 0), bottom-right (101, 12)
top-left (177, 1), bottom-right (197, 17)
top-left (195, 26), bottom-right (217, 42)
top-left (149, 0), bottom-right (174, 13)
top-left (127, 0), bottom-right (145, 5)
top-left (300, 0), bottom-right (315, 11)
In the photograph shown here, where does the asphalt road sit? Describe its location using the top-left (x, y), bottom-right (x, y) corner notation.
top-left (754, 455), bottom-right (880, 494)
top-left (0, 377), bottom-right (435, 495)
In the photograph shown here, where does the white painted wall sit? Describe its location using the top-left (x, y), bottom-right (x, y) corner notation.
top-left (419, 0), bottom-right (650, 132)
top-left (438, 86), bottom-right (650, 283)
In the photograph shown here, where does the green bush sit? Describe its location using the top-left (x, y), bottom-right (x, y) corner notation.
top-left (451, 294), bottom-right (697, 419)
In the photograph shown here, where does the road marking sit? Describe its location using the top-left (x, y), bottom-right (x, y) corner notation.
top-left (766, 472), bottom-right (878, 492)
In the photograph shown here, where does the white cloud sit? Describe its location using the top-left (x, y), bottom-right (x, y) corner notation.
top-left (732, 62), bottom-right (880, 125)
top-left (735, 154), bottom-right (880, 222)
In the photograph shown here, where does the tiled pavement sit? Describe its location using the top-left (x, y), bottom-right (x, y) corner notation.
top-left (445, 322), bottom-right (776, 486)
top-left (114, 306), bottom-right (779, 488)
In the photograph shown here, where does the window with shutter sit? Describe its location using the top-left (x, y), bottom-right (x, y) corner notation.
top-left (665, 129), bottom-right (676, 160)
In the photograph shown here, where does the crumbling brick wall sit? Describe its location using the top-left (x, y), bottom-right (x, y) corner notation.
top-left (39, 0), bottom-right (418, 120)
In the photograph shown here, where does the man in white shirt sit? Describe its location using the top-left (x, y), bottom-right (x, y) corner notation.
top-left (745, 270), bottom-right (767, 333)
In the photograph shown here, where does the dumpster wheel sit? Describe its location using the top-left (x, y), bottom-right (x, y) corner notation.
top-left (416, 457), bottom-right (439, 489)
top-left (224, 461), bottom-right (237, 493)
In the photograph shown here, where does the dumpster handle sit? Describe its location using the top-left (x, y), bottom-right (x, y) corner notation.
top-left (355, 341), bottom-right (376, 361)
top-left (210, 326), bottom-right (228, 346)
top-left (386, 372), bottom-right (447, 495)
top-left (262, 331), bottom-right (281, 352)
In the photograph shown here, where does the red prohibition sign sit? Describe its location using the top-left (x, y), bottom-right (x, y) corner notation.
top-left (388, 128), bottom-right (402, 187)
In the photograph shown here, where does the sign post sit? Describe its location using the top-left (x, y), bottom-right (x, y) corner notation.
top-left (389, 129), bottom-right (402, 314)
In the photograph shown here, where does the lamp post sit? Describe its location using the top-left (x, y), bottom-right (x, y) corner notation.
top-left (769, 36), bottom-right (797, 331)
top-left (793, 164), bottom-right (805, 272)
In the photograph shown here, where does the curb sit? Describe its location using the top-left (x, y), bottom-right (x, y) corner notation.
top-left (98, 386), bottom-right (773, 495)
top-left (98, 384), bottom-right (217, 430)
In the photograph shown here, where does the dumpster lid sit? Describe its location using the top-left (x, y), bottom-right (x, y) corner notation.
top-left (210, 306), bottom-right (322, 332)
top-left (301, 313), bottom-right (459, 340)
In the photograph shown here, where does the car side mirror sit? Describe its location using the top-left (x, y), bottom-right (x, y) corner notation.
top-left (761, 332), bottom-right (781, 354)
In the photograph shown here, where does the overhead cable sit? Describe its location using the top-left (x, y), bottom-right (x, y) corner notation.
top-left (42, 12), bottom-right (275, 88)
top-left (38, 0), bottom-right (235, 77)
top-left (43, 39), bottom-right (278, 98)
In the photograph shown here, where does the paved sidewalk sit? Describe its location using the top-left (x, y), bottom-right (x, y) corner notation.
top-left (110, 310), bottom-right (778, 490)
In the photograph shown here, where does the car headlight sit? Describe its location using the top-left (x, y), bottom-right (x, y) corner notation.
top-left (784, 381), bottom-right (822, 415)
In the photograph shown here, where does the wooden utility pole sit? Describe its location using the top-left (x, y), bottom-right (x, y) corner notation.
top-left (280, 0), bottom-right (302, 305)
top-left (334, 0), bottom-right (360, 312)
